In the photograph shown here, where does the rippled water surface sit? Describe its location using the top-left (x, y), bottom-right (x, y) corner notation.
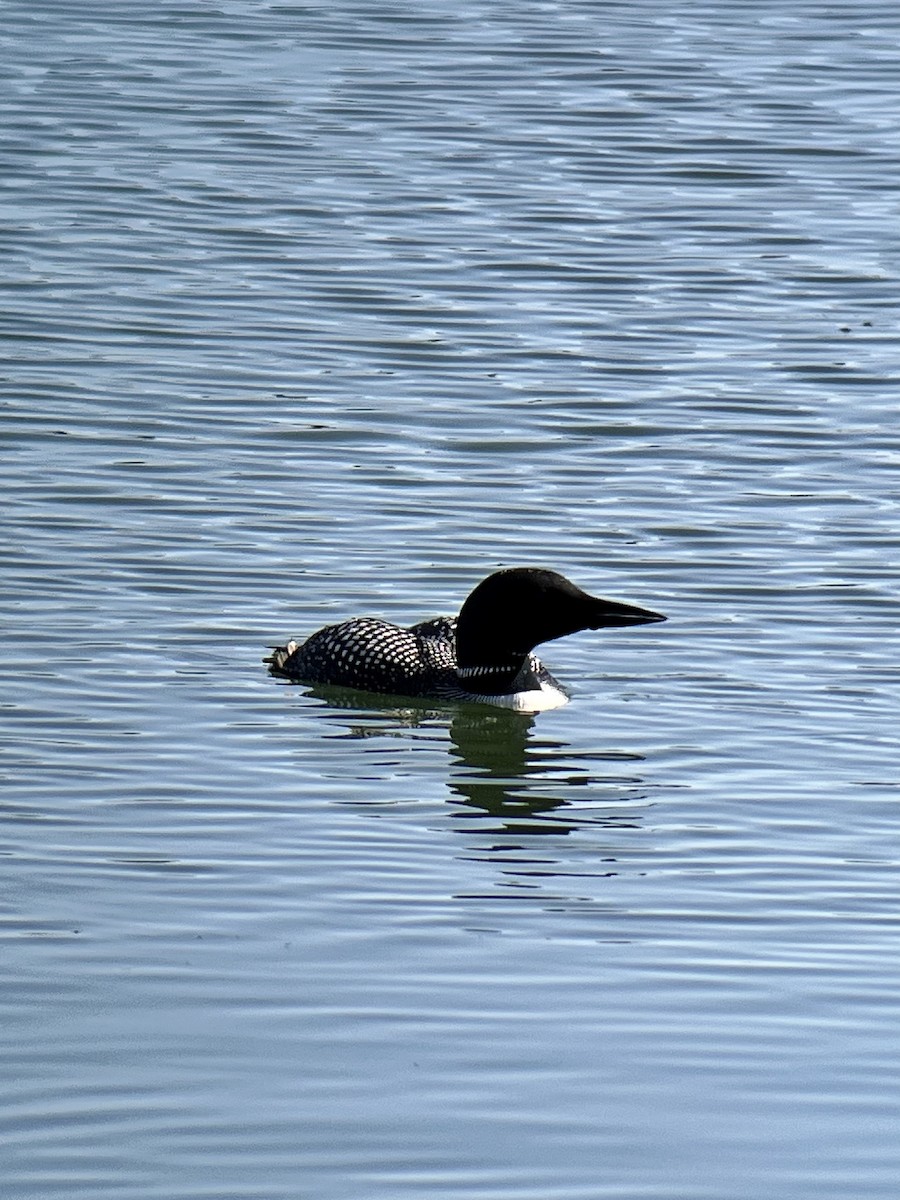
top-left (3, 2), bottom-right (900, 1197)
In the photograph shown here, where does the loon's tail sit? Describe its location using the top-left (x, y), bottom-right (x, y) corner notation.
top-left (264, 641), bottom-right (298, 676)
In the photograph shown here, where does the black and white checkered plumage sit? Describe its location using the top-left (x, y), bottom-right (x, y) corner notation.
top-left (269, 616), bottom-right (458, 697)
top-left (265, 568), bottom-right (665, 713)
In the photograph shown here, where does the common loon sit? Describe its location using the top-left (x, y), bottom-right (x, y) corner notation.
top-left (265, 567), bottom-right (665, 713)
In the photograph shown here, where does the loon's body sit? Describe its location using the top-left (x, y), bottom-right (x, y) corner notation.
top-left (266, 568), bottom-right (665, 713)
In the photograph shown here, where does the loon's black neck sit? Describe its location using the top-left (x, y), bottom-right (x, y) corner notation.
top-left (455, 656), bottom-right (540, 696)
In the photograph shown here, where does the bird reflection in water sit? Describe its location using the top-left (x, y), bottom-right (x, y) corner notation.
top-left (445, 708), bottom-right (649, 837)
top-left (297, 684), bottom-right (651, 840)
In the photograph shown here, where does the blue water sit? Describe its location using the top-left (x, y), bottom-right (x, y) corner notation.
top-left (3, 2), bottom-right (900, 1197)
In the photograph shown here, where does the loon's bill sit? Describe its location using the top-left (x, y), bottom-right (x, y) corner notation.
top-left (265, 567), bottom-right (666, 713)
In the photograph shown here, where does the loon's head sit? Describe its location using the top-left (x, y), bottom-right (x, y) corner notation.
top-left (455, 568), bottom-right (665, 679)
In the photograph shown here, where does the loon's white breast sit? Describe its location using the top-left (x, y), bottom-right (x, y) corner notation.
top-left (475, 681), bottom-right (570, 713)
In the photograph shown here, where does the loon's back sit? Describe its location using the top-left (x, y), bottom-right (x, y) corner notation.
top-left (266, 615), bottom-right (459, 698)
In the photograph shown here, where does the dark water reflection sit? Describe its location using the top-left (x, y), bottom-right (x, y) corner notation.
top-left (291, 684), bottom-right (653, 838)
top-left (447, 709), bottom-right (650, 836)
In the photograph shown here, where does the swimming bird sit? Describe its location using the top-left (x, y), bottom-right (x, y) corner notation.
top-left (265, 567), bottom-right (665, 712)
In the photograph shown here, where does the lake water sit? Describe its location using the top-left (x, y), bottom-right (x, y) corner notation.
top-left (3, 2), bottom-right (899, 1197)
